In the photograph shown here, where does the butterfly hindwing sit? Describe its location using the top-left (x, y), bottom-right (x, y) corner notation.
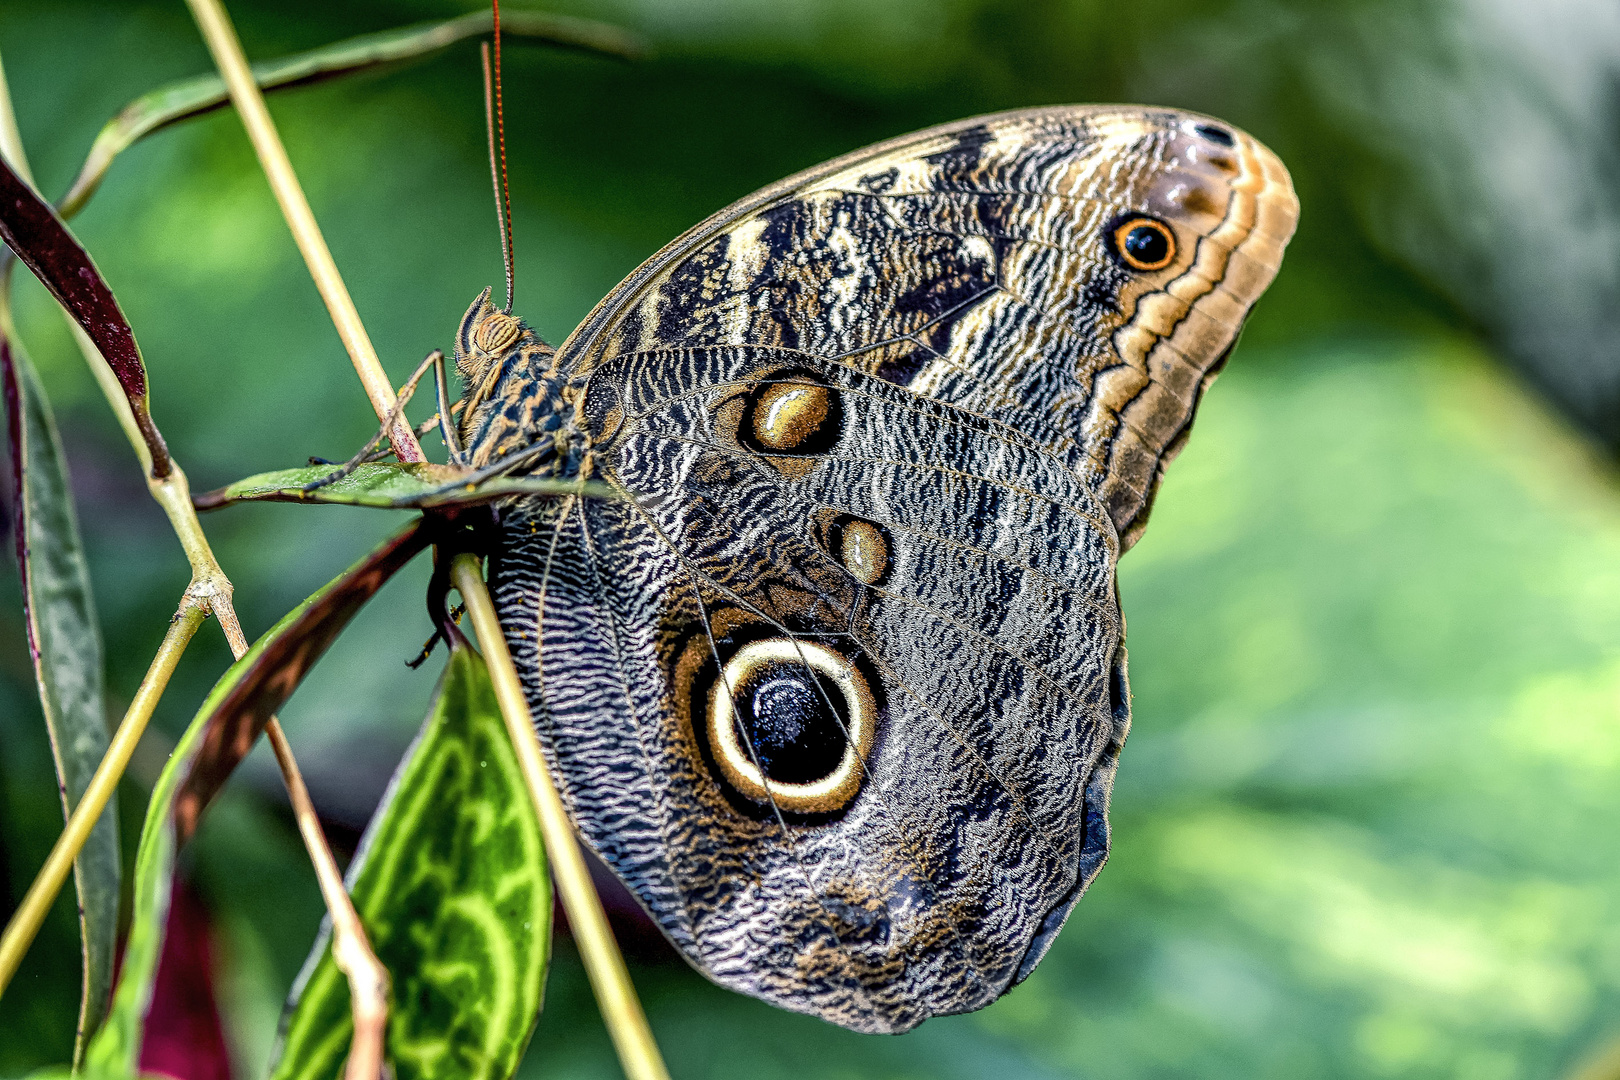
top-left (491, 348), bottom-right (1124, 1031)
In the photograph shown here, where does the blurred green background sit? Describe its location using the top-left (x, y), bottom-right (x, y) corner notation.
top-left (3, 0), bottom-right (1620, 1077)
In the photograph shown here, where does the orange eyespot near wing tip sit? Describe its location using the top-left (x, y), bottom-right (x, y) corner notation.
top-left (1112, 217), bottom-right (1177, 272)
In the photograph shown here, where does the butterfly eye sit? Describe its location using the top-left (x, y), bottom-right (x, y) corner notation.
top-left (473, 313), bottom-right (523, 353)
top-left (1110, 217), bottom-right (1176, 272)
top-left (708, 639), bottom-right (876, 815)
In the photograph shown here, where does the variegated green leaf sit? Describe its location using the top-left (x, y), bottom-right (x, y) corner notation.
top-left (271, 644), bottom-right (551, 1080)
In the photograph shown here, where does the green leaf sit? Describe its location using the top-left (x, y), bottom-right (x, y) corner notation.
top-left (82, 523), bottom-right (429, 1078)
top-left (198, 462), bottom-right (615, 511)
top-left (0, 329), bottom-right (118, 1068)
top-left (55, 10), bottom-right (647, 220)
top-left (271, 644), bottom-right (551, 1080)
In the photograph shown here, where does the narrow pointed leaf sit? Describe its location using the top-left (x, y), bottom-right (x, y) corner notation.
top-left (57, 10), bottom-right (646, 220)
top-left (196, 462), bottom-right (615, 510)
top-left (1, 331), bottom-right (118, 1067)
top-left (0, 160), bottom-right (170, 477)
top-left (82, 522), bottom-right (429, 1078)
top-left (271, 644), bottom-right (551, 1080)
top-left (173, 520), bottom-right (430, 841)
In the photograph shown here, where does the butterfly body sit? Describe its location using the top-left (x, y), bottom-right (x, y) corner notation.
top-left (451, 105), bottom-right (1297, 1033)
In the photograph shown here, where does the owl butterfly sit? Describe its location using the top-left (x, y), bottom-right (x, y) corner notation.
top-left (451, 105), bottom-right (1297, 1033)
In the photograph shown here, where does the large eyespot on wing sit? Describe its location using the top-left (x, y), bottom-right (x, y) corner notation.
top-left (675, 630), bottom-right (881, 819)
top-left (549, 105), bottom-right (1298, 550)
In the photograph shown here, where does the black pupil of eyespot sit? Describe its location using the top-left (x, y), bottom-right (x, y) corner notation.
top-left (1193, 123), bottom-right (1235, 146)
top-left (1124, 224), bottom-right (1169, 265)
top-left (734, 664), bottom-right (849, 785)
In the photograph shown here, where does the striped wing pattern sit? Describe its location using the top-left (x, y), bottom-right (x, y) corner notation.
top-left (466, 105), bottom-right (1297, 1031)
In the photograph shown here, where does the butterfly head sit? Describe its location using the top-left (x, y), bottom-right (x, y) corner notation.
top-left (453, 286), bottom-right (565, 466)
top-left (456, 287), bottom-right (531, 376)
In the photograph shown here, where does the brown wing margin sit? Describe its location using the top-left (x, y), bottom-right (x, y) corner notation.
top-left (1087, 126), bottom-right (1297, 547)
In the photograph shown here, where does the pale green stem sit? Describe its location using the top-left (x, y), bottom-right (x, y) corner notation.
top-left (183, 0), bottom-right (425, 462)
top-left (0, 606), bottom-right (208, 998)
top-left (0, 54), bottom-right (25, 171)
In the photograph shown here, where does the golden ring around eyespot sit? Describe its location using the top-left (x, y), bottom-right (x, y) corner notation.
top-left (708, 639), bottom-right (876, 815)
top-left (1111, 217), bottom-right (1177, 272)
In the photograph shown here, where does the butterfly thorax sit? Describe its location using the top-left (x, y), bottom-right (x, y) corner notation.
top-left (453, 288), bottom-right (589, 478)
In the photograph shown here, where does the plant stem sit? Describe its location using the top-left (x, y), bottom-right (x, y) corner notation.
top-left (0, 51), bottom-right (388, 1070)
top-left (150, 411), bottom-right (392, 1080)
top-left (450, 551), bottom-right (670, 1080)
top-left (0, 54), bottom-right (24, 172)
top-left (0, 605), bottom-right (208, 999)
top-left (182, 0), bottom-right (424, 463)
top-left (74, 324), bottom-right (151, 475)
top-left (265, 721), bottom-right (389, 1080)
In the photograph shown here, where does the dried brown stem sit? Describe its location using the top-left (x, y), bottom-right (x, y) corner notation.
top-left (212, 603), bottom-right (390, 1080)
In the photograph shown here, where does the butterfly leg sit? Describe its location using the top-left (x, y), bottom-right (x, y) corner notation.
top-left (400, 352), bottom-right (468, 463)
top-left (432, 350), bottom-right (467, 467)
top-left (302, 349), bottom-right (443, 493)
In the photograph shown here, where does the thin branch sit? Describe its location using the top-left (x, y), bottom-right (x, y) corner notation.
top-left (449, 553), bottom-right (671, 1080)
top-left (182, 0), bottom-right (425, 463)
top-left (0, 605), bottom-right (208, 998)
top-left (72, 324), bottom-right (151, 476)
top-left (213, 603), bottom-right (390, 1080)
top-left (0, 51), bottom-right (388, 1071)
top-left (0, 53), bottom-right (25, 171)
top-left (266, 723), bottom-right (389, 1080)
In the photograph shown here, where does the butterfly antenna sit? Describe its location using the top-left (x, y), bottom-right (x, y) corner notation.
top-left (481, 8), bottom-right (515, 314)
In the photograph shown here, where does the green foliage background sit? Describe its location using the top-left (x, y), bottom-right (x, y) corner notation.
top-left (2, 1), bottom-right (1619, 1077)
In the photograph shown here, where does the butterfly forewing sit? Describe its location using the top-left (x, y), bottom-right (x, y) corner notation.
top-left (558, 105), bottom-right (1297, 545)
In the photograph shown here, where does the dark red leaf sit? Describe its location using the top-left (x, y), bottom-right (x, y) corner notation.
top-left (0, 157), bottom-right (171, 477)
top-left (138, 880), bottom-right (232, 1080)
top-left (172, 520), bottom-right (430, 842)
